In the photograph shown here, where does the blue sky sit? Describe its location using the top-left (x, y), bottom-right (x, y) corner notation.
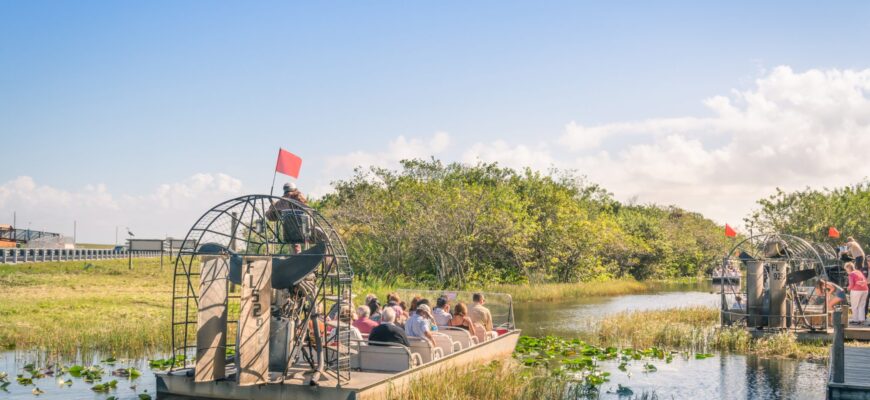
top-left (3, 1), bottom-right (870, 242)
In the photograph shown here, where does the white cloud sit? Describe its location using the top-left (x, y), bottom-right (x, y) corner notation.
top-left (326, 131), bottom-right (452, 171)
top-left (0, 173), bottom-right (244, 243)
top-left (557, 66), bottom-right (870, 225)
top-left (462, 140), bottom-right (556, 171)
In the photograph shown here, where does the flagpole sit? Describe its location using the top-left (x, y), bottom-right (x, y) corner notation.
top-left (270, 170), bottom-right (277, 196)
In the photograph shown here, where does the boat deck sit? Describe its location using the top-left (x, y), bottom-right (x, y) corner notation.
top-left (157, 330), bottom-right (521, 400)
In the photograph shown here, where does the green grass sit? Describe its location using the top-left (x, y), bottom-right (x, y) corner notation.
top-left (390, 360), bottom-right (582, 400)
top-left (486, 279), bottom-right (650, 302)
top-left (353, 277), bottom-right (652, 303)
top-left (0, 258), bottom-right (172, 357)
top-left (593, 307), bottom-right (834, 360)
top-left (74, 243), bottom-right (117, 249)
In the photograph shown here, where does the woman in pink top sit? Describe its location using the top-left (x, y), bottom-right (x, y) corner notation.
top-left (352, 306), bottom-right (380, 334)
top-left (846, 262), bottom-right (869, 325)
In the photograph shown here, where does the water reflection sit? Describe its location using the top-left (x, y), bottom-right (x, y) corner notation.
top-left (513, 282), bottom-right (721, 337)
top-left (594, 354), bottom-right (826, 399)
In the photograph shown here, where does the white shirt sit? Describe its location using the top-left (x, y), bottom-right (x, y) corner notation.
top-left (433, 307), bottom-right (452, 327)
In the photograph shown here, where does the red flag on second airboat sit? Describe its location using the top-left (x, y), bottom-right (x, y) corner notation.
top-left (829, 226), bottom-right (840, 238)
top-left (725, 224), bottom-right (737, 238)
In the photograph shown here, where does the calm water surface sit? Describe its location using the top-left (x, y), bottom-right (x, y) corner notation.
top-left (0, 282), bottom-right (827, 399)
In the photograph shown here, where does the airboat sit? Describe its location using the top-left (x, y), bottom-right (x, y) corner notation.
top-left (155, 194), bottom-right (520, 400)
top-left (718, 233), bottom-right (844, 336)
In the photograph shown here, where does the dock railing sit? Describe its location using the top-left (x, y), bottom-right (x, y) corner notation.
top-left (831, 306), bottom-right (845, 384)
top-left (0, 248), bottom-right (161, 264)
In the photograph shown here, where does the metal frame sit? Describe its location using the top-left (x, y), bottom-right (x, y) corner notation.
top-left (719, 233), bottom-right (830, 332)
top-left (169, 194), bottom-right (354, 384)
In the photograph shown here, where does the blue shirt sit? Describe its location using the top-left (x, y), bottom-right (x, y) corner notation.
top-left (404, 313), bottom-right (431, 338)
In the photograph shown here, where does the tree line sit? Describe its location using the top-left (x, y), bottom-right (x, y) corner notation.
top-left (745, 183), bottom-right (870, 245)
top-left (315, 159), bottom-right (731, 287)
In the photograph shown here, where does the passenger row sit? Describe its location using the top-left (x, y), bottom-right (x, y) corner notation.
top-left (337, 293), bottom-right (502, 372)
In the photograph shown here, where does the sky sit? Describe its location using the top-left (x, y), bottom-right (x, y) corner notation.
top-left (2, 1), bottom-right (870, 243)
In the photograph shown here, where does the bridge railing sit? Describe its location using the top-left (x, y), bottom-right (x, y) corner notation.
top-left (0, 248), bottom-right (161, 264)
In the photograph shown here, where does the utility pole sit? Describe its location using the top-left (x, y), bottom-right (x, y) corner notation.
top-left (73, 220), bottom-right (77, 246)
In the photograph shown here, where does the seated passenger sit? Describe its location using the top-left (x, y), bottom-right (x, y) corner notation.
top-left (448, 302), bottom-right (477, 338)
top-left (327, 307), bottom-right (362, 343)
top-left (368, 299), bottom-right (382, 323)
top-left (386, 292), bottom-right (404, 319)
top-left (353, 306), bottom-right (379, 334)
top-left (404, 304), bottom-right (437, 346)
top-left (432, 296), bottom-right (452, 327)
top-left (468, 293), bottom-right (494, 332)
top-left (731, 295), bottom-right (745, 310)
top-left (368, 307), bottom-right (409, 347)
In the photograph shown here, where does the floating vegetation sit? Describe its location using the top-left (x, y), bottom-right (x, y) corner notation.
top-left (148, 355), bottom-right (186, 370)
top-left (112, 367), bottom-right (142, 378)
top-left (514, 335), bottom-right (715, 395)
top-left (91, 379), bottom-right (118, 392)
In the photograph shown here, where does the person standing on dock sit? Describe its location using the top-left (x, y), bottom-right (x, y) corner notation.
top-left (841, 237), bottom-right (865, 274)
top-left (846, 262), bottom-right (869, 325)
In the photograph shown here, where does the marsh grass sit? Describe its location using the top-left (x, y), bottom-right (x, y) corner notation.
top-left (594, 307), bottom-right (836, 360)
top-left (483, 279), bottom-right (649, 302)
top-left (389, 360), bottom-right (583, 400)
top-left (354, 277), bottom-right (651, 304)
top-left (0, 258), bottom-right (171, 357)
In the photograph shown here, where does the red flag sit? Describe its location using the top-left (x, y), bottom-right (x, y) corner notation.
top-left (275, 148), bottom-right (302, 178)
top-left (829, 226), bottom-right (840, 238)
top-left (725, 224), bottom-right (737, 238)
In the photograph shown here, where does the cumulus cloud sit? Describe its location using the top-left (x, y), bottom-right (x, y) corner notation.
top-left (541, 66), bottom-right (870, 226)
top-left (0, 173), bottom-right (244, 243)
top-left (462, 141), bottom-right (556, 172)
top-left (326, 131), bottom-right (451, 171)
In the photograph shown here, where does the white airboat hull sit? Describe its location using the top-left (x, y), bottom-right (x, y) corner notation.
top-left (156, 330), bottom-right (521, 400)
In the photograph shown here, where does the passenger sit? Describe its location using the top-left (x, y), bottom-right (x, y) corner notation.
top-left (386, 292), bottom-right (403, 317)
top-left (353, 306), bottom-right (379, 334)
top-left (398, 301), bottom-right (409, 324)
top-left (364, 293), bottom-right (378, 307)
top-left (409, 296), bottom-right (423, 314)
top-left (327, 307), bottom-right (362, 343)
top-left (404, 304), bottom-right (437, 346)
top-left (368, 307), bottom-right (409, 347)
top-left (368, 299), bottom-right (382, 323)
top-left (448, 302), bottom-right (478, 338)
top-left (468, 293), bottom-right (494, 332)
top-left (432, 296), bottom-right (452, 327)
top-left (818, 279), bottom-right (847, 311)
top-left (845, 262), bottom-right (869, 325)
top-left (731, 295), bottom-right (745, 310)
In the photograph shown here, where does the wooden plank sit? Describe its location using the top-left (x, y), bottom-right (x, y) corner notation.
top-left (237, 256), bottom-right (272, 386)
top-left (195, 256), bottom-right (228, 382)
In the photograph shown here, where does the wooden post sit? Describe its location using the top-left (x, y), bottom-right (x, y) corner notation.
top-left (833, 306), bottom-right (845, 384)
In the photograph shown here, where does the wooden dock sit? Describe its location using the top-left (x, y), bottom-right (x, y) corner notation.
top-left (828, 308), bottom-right (870, 399)
top-left (829, 347), bottom-right (870, 399)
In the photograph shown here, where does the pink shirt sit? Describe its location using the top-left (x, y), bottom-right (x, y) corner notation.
top-left (849, 270), bottom-right (869, 292)
top-left (352, 317), bottom-right (379, 334)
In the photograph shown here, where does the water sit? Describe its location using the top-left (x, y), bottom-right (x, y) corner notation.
top-left (0, 282), bottom-right (828, 399)
top-left (513, 281), bottom-right (828, 399)
top-left (514, 282), bottom-right (721, 337)
top-left (0, 350), bottom-right (159, 399)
